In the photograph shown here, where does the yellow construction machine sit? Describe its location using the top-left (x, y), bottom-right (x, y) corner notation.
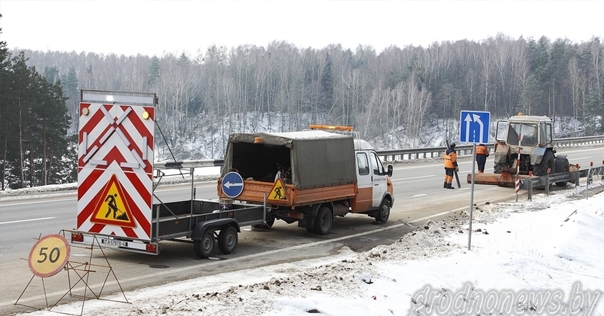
top-left (468, 114), bottom-right (573, 187)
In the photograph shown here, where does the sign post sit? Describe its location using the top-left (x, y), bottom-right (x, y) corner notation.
top-left (459, 110), bottom-right (491, 250)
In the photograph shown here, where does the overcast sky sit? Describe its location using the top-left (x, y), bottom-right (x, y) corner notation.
top-left (1, 0), bottom-right (603, 57)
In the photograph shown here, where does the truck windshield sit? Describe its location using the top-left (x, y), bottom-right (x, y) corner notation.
top-left (507, 123), bottom-right (538, 146)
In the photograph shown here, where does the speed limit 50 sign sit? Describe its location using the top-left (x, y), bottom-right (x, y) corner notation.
top-left (28, 234), bottom-right (70, 278)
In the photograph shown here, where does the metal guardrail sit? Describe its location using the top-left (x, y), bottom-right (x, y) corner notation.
top-left (376, 135), bottom-right (604, 161)
top-left (521, 165), bottom-right (604, 200)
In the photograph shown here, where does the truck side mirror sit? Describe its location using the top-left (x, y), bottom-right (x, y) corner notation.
top-left (387, 165), bottom-right (393, 177)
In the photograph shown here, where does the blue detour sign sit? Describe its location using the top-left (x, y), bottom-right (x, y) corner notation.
top-left (460, 111), bottom-right (490, 144)
top-left (222, 171), bottom-right (244, 198)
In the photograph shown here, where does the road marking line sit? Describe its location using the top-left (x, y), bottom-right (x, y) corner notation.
top-left (0, 217), bottom-right (55, 225)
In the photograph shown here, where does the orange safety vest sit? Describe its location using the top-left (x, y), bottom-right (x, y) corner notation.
top-left (476, 145), bottom-right (489, 156)
top-left (443, 150), bottom-right (457, 169)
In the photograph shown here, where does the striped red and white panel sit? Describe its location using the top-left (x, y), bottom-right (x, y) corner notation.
top-left (77, 102), bottom-right (155, 240)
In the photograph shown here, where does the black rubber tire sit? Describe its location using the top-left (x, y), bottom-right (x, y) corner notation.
top-left (252, 214), bottom-right (275, 229)
top-left (194, 230), bottom-right (215, 259)
top-left (556, 158), bottom-right (570, 186)
top-left (375, 203), bottom-right (390, 224)
top-left (218, 226), bottom-right (238, 254)
top-left (265, 214), bottom-right (275, 228)
top-left (314, 206), bottom-right (333, 235)
top-left (533, 150), bottom-right (554, 177)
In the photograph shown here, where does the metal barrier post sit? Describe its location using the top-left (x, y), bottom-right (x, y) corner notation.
top-left (586, 162), bottom-right (592, 200)
top-left (515, 177), bottom-right (520, 202)
top-left (515, 136), bottom-right (521, 202)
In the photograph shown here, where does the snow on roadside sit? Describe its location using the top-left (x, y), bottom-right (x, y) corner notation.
top-left (0, 166), bottom-right (222, 202)
top-left (20, 183), bottom-right (604, 316)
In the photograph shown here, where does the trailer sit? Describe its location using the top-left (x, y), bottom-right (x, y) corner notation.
top-left (69, 90), bottom-right (269, 258)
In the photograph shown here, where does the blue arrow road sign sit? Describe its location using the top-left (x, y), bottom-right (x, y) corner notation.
top-left (222, 171), bottom-right (244, 198)
top-left (459, 111), bottom-right (490, 144)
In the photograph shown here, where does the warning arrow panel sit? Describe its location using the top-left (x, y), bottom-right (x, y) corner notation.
top-left (90, 174), bottom-right (136, 228)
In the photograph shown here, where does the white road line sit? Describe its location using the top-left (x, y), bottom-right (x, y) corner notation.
top-left (0, 217), bottom-right (56, 225)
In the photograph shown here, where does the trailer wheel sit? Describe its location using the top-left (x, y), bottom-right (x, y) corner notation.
top-left (314, 206), bottom-right (333, 235)
top-left (218, 226), bottom-right (238, 254)
top-left (375, 203), bottom-right (390, 224)
top-left (194, 230), bottom-right (215, 259)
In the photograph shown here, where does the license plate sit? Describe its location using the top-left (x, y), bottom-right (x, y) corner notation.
top-left (100, 238), bottom-right (128, 247)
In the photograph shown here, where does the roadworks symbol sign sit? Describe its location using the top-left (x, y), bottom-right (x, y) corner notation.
top-left (268, 177), bottom-right (288, 201)
top-left (90, 174), bottom-right (136, 228)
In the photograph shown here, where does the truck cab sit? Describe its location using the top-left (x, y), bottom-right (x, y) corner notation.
top-left (496, 114), bottom-right (554, 151)
top-left (353, 139), bottom-right (393, 222)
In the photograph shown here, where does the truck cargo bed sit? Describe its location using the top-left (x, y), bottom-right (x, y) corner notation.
top-left (221, 179), bottom-right (357, 208)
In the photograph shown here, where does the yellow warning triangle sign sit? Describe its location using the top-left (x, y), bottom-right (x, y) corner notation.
top-left (268, 177), bottom-right (288, 201)
top-left (90, 175), bottom-right (136, 228)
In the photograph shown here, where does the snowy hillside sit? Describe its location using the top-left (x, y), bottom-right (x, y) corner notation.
top-left (154, 114), bottom-right (588, 161)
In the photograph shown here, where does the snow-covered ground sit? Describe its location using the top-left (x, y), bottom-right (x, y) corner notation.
top-left (15, 181), bottom-right (604, 316)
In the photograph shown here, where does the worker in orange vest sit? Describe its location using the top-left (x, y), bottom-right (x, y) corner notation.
top-left (475, 144), bottom-right (489, 173)
top-left (443, 143), bottom-right (458, 189)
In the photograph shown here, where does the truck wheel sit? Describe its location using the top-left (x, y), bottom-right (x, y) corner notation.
top-left (194, 230), bottom-right (215, 259)
top-left (533, 150), bottom-right (554, 177)
top-left (218, 226), bottom-right (238, 254)
top-left (265, 214), bottom-right (275, 228)
top-left (375, 203), bottom-right (390, 224)
top-left (314, 206), bottom-right (333, 235)
top-left (252, 213), bottom-right (275, 229)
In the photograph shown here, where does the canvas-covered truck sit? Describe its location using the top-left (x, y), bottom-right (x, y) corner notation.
top-left (69, 90), bottom-right (270, 259)
top-left (217, 125), bottom-right (395, 235)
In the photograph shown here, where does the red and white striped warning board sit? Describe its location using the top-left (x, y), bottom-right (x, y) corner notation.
top-left (77, 100), bottom-right (155, 240)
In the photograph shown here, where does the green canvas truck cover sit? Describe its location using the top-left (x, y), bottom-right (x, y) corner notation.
top-left (222, 130), bottom-right (357, 190)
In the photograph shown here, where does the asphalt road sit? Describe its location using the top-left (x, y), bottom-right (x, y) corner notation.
top-left (1, 146), bottom-right (602, 315)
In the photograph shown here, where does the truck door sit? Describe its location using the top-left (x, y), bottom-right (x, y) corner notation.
top-left (369, 151), bottom-right (388, 208)
top-left (355, 152), bottom-right (373, 211)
